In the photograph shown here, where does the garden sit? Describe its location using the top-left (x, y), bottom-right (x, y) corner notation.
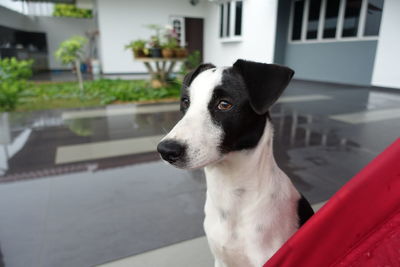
top-left (0, 24), bottom-right (201, 112)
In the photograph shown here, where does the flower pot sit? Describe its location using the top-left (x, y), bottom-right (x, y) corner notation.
top-left (162, 48), bottom-right (174, 58)
top-left (150, 48), bottom-right (162, 58)
top-left (133, 49), bottom-right (146, 58)
top-left (175, 48), bottom-right (188, 58)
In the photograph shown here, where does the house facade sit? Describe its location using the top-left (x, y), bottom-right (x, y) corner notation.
top-left (95, 0), bottom-right (399, 89)
top-left (0, 0), bottom-right (398, 89)
top-left (95, 0), bottom-right (279, 75)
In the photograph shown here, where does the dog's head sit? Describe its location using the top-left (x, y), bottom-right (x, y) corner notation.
top-left (157, 59), bottom-right (294, 169)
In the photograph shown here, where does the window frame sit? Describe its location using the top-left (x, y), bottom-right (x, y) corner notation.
top-left (288, 0), bottom-right (382, 44)
top-left (219, 0), bottom-right (244, 43)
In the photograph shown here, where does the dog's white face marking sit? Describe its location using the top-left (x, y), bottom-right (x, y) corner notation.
top-left (161, 68), bottom-right (225, 169)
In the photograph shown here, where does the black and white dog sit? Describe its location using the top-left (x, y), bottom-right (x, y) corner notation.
top-left (157, 59), bottom-right (314, 267)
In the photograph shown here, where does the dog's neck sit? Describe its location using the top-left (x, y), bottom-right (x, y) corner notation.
top-left (204, 122), bottom-right (287, 205)
top-left (203, 121), bottom-right (300, 267)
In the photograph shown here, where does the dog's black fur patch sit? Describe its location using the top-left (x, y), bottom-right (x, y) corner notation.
top-left (206, 60), bottom-right (294, 153)
top-left (207, 67), bottom-right (268, 152)
top-left (233, 60), bottom-right (294, 115)
top-left (297, 195), bottom-right (314, 227)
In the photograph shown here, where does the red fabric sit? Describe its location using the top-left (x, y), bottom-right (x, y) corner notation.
top-left (264, 138), bottom-right (400, 267)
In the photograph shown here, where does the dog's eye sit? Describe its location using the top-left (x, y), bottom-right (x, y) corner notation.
top-left (181, 98), bottom-right (190, 109)
top-left (217, 100), bottom-right (233, 111)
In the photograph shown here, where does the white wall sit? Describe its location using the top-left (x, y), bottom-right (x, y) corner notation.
top-left (96, 0), bottom-right (208, 74)
top-left (36, 17), bottom-right (96, 69)
top-left (371, 0), bottom-right (400, 89)
top-left (204, 0), bottom-right (278, 67)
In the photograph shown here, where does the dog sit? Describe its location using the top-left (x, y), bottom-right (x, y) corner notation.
top-left (157, 59), bottom-right (314, 267)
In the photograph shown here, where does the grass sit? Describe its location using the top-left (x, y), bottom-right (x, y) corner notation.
top-left (15, 79), bottom-right (181, 112)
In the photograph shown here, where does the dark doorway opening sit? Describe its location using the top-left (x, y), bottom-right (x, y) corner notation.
top-left (184, 17), bottom-right (204, 61)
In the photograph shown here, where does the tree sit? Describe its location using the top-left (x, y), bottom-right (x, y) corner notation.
top-left (55, 36), bottom-right (88, 91)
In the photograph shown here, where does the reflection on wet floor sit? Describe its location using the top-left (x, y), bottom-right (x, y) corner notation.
top-left (0, 107), bottom-right (181, 181)
top-left (271, 105), bottom-right (369, 203)
top-left (0, 101), bottom-right (381, 202)
top-left (0, 80), bottom-right (399, 267)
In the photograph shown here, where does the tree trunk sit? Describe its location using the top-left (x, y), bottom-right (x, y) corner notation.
top-left (74, 59), bottom-right (84, 92)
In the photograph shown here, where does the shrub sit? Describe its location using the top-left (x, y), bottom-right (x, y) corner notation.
top-left (181, 50), bottom-right (201, 74)
top-left (0, 58), bottom-right (33, 112)
top-left (53, 4), bottom-right (92, 18)
top-left (0, 81), bottom-right (27, 112)
top-left (0, 57), bottom-right (33, 81)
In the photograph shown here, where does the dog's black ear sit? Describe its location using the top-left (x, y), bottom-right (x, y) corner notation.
top-left (183, 63), bottom-right (216, 87)
top-left (233, 59), bottom-right (294, 115)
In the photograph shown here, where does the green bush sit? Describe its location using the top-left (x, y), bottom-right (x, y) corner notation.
top-left (53, 4), bottom-right (92, 18)
top-left (0, 58), bottom-right (33, 112)
top-left (0, 81), bottom-right (27, 112)
top-left (0, 57), bottom-right (33, 81)
top-left (181, 50), bottom-right (201, 74)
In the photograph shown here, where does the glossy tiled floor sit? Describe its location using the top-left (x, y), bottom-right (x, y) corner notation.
top-left (0, 80), bottom-right (399, 267)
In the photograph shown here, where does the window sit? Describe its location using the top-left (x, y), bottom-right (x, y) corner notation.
top-left (220, 4), bottom-right (224, 37)
top-left (219, 1), bottom-right (243, 40)
top-left (292, 0), bottom-right (305, 40)
top-left (307, 0), bottom-right (322, 39)
top-left (342, 0), bottom-right (362, 37)
top-left (290, 0), bottom-right (384, 42)
top-left (323, 0), bottom-right (341, 38)
top-left (235, 1), bottom-right (243, 36)
top-left (364, 0), bottom-right (384, 36)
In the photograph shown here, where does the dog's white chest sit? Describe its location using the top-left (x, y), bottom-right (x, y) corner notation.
top-left (204, 191), bottom-right (298, 267)
top-left (204, 195), bottom-right (253, 267)
top-left (203, 162), bottom-right (301, 267)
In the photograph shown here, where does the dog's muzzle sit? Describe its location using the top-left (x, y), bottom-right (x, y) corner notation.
top-left (157, 140), bottom-right (186, 164)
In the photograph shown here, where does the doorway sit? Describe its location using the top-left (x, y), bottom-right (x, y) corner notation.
top-left (184, 17), bottom-right (204, 61)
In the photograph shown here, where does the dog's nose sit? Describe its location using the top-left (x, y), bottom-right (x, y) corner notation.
top-left (157, 140), bottom-right (186, 163)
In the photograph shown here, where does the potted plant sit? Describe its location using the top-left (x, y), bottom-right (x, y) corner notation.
top-left (175, 46), bottom-right (188, 58)
top-left (161, 38), bottom-right (178, 58)
top-left (162, 26), bottom-right (179, 58)
top-left (146, 24), bottom-right (164, 58)
top-left (125, 39), bottom-right (147, 58)
top-left (148, 35), bottom-right (162, 58)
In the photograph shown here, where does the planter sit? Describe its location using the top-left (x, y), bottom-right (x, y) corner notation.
top-left (133, 49), bottom-right (146, 58)
top-left (150, 48), bottom-right (162, 58)
top-left (162, 48), bottom-right (175, 58)
top-left (175, 48), bottom-right (188, 58)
